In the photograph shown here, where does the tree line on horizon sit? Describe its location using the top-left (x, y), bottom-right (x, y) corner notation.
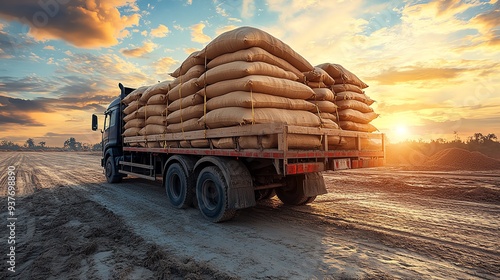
top-left (0, 137), bottom-right (102, 151)
top-left (389, 132), bottom-right (500, 159)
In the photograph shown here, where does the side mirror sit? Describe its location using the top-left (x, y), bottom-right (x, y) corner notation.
top-left (92, 114), bottom-right (98, 131)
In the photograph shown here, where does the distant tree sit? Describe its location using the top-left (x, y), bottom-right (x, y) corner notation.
top-left (484, 133), bottom-right (497, 142)
top-left (92, 142), bottom-right (102, 151)
top-left (25, 138), bottom-right (35, 148)
top-left (64, 137), bottom-right (82, 151)
top-left (0, 140), bottom-right (20, 150)
top-left (38, 141), bottom-right (46, 148)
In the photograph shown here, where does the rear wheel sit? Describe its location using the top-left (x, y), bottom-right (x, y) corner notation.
top-left (196, 166), bottom-right (235, 222)
top-left (276, 175), bottom-right (310, 205)
top-left (255, 188), bottom-right (276, 201)
top-left (105, 156), bottom-right (122, 183)
top-left (165, 163), bottom-right (193, 209)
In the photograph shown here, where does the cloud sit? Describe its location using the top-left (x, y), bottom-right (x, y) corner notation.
top-left (153, 57), bottom-right (179, 77)
top-left (121, 41), bottom-right (157, 57)
top-left (0, 0), bottom-right (140, 48)
top-left (241, 0), bottom-right (255, 18)
top-left (190, 23), bottom-right (211, 44)
top-left (0, 75), bottom-right (57, 94)
top-left (43, 45), bottom-right (55, 50)
top-left (216, 25), bottom-right (238, 36)
top-left (215, 4), bottom-right (229, 17)
top-left (150, 24), bottom-right (170, 38)
top-left (367, 67), bottom-right (467, 85)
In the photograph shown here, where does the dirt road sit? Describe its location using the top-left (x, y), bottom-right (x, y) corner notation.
top-left (0, 152), bottom-right (498, 279)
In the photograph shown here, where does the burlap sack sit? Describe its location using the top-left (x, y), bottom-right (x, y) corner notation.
top-left (147, 94), bottom-right (167, 105)
top-left (124, 118), bottom-right (145, 129)
top-left (139, 124), bottom-right (168, 136)
top-left (203, 107), bottom-right (321, 129)
top-left (167, 78), bottom-right (201, 102)
top-left (212, 134), bottom-right (322, 149)
top-left (138, 105), bottom-right (167, 118)
top-left (318, 112), bottom-right (337, 122)
top-left (140, 81), bottom-right (171, 103)
top-left (306, 81), bottom-right (328, 88)
top-left (332, 83), bottom-right (364, 94)
top-left (166, 104), bottom-right (205, 124)
top-left (198, 27), bottom-right (313, 72)
top-left (335, 100), bottom-right (374, 113)
top-left (196, 61), bottom-right (298, 87)
top-left (317, 63), bottom-right (368, 89)
top-left (122, 127), bottom-right (141, 137)
top-left (197, 75), bottom-right (314, 100)
top-left (166, 118), bottom-right (205, 133)
top-left (304, 67), bottom-right (335, 85)
top-left (335, 91), bottom-right (375, 105)
top-left (206, 47), bottom-right (304, 80)
top-left (171, 50), bottom-right (205, 78)
top-left (167, 93), bottom-right (204, 112)
top-left (322, 119), bottom-right (340, 129)
top-left (339, 121), bottom-right (377, 132)
top-left (145, 115), bottom-right (167, 126)
top-left (180, 139), bottom-right (210, 148)
top-left (123, 100), bottom-right (145, 115)
top-left (338, 109), bottom-right (378, 124)
top-left (170, 65), bottom-right (206, 88)
top-left (239, 134), bottom-right (322, 149)
top-left (211, 138), bottom-right (236, 149)
top-left (307, 100), bottom-right (338, 114)
top-left (123, 110), bottom-right (145, 122)
top-left (310, 88), bottom-right (335, 101)
top-left (206, 91), bottom-right (317, 111)
top-left (122, 86), bottom-right (149, 105)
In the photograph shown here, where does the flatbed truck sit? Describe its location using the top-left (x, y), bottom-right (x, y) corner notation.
top-left (92, 83), bottom-right (385, 222)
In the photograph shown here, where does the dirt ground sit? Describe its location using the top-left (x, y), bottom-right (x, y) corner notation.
top-left (0, 152), bottom-right (498, 279)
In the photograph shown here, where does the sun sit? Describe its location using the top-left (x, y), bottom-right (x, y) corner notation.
top-left (393, 124), bottom-right (410, 142)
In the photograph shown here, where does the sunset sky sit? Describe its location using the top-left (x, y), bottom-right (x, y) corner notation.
top-left (0, 0), bottom-right (499, 147)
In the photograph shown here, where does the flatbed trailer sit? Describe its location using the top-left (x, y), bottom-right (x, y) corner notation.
top-left (93, 84), bottom-right (385, 222)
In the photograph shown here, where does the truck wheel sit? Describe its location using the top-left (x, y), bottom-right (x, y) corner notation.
top-left (302, 196), bottom-right (317, 205)
top-left (255, 189), bottom-right (276, 201)
top-left (165, 163), bottom-right (193, 209)
top-left (196, 166), bottom-right (235, 222)
top-left (276, 177), bottom-right (308, 205)
top-left (105, 156), bottom-right (122, 183)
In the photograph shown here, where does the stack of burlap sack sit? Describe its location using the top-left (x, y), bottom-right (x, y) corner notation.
top-left (121, 26), bottom-right (378, 149)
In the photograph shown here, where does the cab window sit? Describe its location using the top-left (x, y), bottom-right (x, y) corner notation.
top-left (104, 110), bottom-right (112, 130)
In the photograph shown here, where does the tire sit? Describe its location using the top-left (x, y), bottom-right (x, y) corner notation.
top-left (105, 156), bottom-right (122, 183)
top-left (276, 176), bottom-right (308, 205)
top-left (196, 166), bottom-right (235, 222)
top-left (165, 163), bottom-right (193, 209)
top-left (302, 196), bottom-right (317, 205)
top-left (255, 189), bottom-right (276, 201)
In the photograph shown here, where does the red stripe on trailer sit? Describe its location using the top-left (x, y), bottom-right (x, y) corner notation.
top-left (286, 163), bottom-right (323, 175)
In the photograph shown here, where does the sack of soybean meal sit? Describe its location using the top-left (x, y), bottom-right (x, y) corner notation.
top-left (196, 61), bottom-right (298, 87)
top-left (198, 26), bottom-right (313, 73)
top-left (316, 63), bottom-right (368, 89)
top-left (206, 91), bottom-right (317, 111)
top-left (202, 107), bottom-right (321, 129)
top-left (206, 47), bottom-right (305, 80)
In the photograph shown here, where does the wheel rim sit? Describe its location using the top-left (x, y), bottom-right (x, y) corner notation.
top-left (169, 173), bottom-right (182, 199)
top-left (106, 161), bottom-right (113, 179)
top-left (201, 180), bottom-right (219, 211)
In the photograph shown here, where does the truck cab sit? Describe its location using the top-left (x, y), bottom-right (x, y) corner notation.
top-left (92, 83), bottom-right (135, 183)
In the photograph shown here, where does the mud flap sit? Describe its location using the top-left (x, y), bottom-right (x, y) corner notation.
top-left (224, 159), bottom-right (256, 209)
top-left (303, 172), bottom-right (327, 197)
